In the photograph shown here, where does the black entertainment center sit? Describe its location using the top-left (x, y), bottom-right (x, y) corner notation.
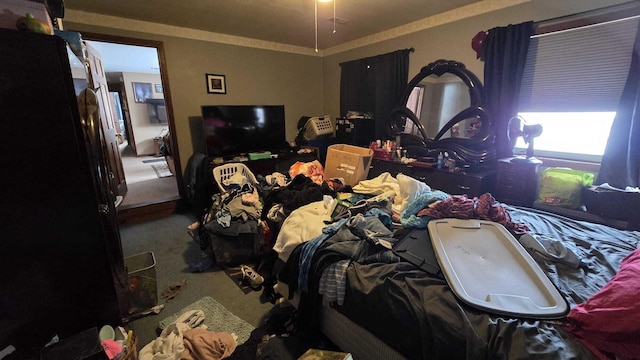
top-left (201, 104), bottom-right (318, 178)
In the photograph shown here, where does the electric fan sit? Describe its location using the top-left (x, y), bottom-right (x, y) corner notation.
top-left (507, 115), bottom-right (543, 162)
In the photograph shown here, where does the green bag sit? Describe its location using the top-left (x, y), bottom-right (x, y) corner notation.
top-left (535, 168), bottom-right (595, 209)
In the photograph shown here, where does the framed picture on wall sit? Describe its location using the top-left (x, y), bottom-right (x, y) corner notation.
top-left (133, 82), bottom-right (152, 103)
top-left (206, 74), bottom-right (226, 94)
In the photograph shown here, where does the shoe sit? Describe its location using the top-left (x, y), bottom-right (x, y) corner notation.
top-left (240, 265), bottom-right (264, 289)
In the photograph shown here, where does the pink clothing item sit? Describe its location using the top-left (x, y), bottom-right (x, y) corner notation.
top-left (289, 160), bottom-right (325, 185)
top-left (416, 193), bottom-right (529, 235)
top-left (181, 328), bottom-right (237, 360)
top-left (564, 248), bottom-right (640, 360)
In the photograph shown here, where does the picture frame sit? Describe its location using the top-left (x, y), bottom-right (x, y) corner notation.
top-left (154, 83), bottom-right (163, 93)
top-left (132, 82), bottom-right (152, 103)
top-left (206, 74), bottom-right (226, 94)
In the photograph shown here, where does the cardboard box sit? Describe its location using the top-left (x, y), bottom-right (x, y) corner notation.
top-left (324, 144), bottom-right (374, 186)
top-left (298, 348), bottom-right (353, 360)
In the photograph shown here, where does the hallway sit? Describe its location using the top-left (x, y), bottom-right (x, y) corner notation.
top-left (118, 145), bottom-right (180, 209)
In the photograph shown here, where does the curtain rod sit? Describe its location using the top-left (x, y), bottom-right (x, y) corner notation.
top-left (533, 1), bottom-right (640, 34)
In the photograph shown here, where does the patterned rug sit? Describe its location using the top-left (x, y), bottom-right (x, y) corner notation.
top-left (151, 163), bottom-right (173, 178)
top-left (158, 296), bottom-right (255, 344)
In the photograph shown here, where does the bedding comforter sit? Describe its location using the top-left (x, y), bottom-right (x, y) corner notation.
top-left (281, 204), bottom-right (640, 359)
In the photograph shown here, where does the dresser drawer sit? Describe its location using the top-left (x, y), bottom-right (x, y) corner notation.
top-left (368, 159), bottom-right (405, 178)
top-left (412, 168), bottom-right (495, 197)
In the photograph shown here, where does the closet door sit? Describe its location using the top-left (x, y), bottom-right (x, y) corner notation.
top-left (86, 41), bottom-right (128, 198)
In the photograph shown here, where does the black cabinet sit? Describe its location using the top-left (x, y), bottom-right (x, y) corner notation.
top-left (0, 29), bottom-right (128, 353)
top-left (335, 117), bottom-right (376, 147)
top-left (369, 159), bottom-right (496, 198)
top-left (494, 157), bottom-right (543, 207)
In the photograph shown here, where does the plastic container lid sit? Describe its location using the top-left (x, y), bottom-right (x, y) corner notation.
top-left (427, 219), bottom-right (568, 319)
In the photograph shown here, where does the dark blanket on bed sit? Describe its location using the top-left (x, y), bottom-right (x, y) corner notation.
top-left (331, 205), bottom-right (640, 359)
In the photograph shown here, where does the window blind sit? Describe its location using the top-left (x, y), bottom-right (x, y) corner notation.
top-left (518, 16), bottom-right (640, 112)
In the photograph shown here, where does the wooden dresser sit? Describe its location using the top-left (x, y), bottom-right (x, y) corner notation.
top-left (368, 159), bottom-right (496, 198)
top-left (494, 157), bottom-right (543, 207)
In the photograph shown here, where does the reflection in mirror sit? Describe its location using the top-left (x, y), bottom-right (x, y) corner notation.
top-left (405, 73), bottom-right (471, 140)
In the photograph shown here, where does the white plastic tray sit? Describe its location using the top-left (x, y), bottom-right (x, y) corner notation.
top-left (427, 219), bottom-right (568, 318)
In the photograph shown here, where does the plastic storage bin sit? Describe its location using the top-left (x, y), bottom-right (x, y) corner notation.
top-left (124, 252), bottom-right (157, 311)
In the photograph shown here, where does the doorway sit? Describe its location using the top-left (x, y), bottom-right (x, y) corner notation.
top-left (81, 33), bottom-right (184, 220)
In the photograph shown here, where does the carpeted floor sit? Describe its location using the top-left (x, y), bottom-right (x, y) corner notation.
top-left (119, 212), bottom-right (275, 349)
top-left (118, 144), bottom-right (179, 208)
top-left (119, 177), bottom-right (179, 208)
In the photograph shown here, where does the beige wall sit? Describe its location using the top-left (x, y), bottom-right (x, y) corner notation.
top-left (63, 23), bottom-right (323, 172)
top-left (64, 0), bottom-right (626, 171)
top-left (121, 72), bottom-right (165, 156)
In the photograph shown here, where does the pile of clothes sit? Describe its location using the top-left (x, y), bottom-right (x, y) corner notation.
top-left (139, 310), bottom-right (237, 360)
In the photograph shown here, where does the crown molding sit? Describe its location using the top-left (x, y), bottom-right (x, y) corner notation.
top-left (65, 0), bottom-right (528, 58)
top-left (323, 0), bottom-right (530, 56)
top-left (65, 9), bottom-right (322, 56)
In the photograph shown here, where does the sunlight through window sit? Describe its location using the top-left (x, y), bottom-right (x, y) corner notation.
top-left (514, 112), bottom-right (615, 161)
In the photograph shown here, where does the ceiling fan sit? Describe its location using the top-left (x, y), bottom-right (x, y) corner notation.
top-left (507, 115), bottom-right (543, 162)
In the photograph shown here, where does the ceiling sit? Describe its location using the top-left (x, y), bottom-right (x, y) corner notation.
top-left (65, 0), bottom-right (481, 51)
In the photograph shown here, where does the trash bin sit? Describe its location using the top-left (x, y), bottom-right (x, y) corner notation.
top-left (124, 252), bottom-right (157, 312)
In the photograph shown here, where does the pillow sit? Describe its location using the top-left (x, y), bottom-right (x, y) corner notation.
top-left (564, 248), bottom-right (640, 359)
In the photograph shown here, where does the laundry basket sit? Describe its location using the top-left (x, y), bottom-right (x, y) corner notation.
top-left (213, 163), bottom-right (258, 193)
top-left (304, 115), bottom-right (334, 140)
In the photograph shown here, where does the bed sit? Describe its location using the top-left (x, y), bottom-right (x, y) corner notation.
top-left (269, 58), bottom-right (640, 359)
top-left (273, 188), bottom-right (640, 360)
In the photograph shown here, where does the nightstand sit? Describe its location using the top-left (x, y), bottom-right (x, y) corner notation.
top-left (495, 157), bottom-right (543, 207)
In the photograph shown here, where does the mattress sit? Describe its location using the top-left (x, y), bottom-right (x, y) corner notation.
top-left (275, 281), bottom-right (406, 360)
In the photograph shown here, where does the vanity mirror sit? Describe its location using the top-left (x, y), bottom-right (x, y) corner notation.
top-left (389, 59), bottom-right (496, 171)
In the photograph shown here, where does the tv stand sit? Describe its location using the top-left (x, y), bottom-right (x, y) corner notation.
top-left (208, 149), bottom-right (317, 178)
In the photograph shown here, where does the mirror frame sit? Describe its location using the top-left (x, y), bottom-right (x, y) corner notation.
top-left (389, 59), bottom-right (496, 171)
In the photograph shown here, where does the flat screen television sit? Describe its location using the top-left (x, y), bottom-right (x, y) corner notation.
top-left (202, 105), bottom-right (287, 159)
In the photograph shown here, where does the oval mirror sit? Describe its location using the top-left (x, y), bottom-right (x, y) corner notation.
top-left (389, 60), bottom-right (496, 170)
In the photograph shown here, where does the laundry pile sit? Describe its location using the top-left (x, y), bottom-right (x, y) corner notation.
top-left (139, 310), bottom-right (237, 360)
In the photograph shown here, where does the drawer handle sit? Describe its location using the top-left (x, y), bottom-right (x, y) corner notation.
top-left (458, 185), bottom-right (471, 190)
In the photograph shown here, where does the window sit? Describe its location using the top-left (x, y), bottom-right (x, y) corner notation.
top-left (518, 6), bottom-right (640, 162)
top-left (514, 112), bottom-right (615, 162)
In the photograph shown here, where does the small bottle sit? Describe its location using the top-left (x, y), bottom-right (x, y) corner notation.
top-left (437, 152), bottom-right (444, 169)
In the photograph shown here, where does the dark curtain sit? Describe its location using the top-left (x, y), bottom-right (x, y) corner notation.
top-left (596, 24), bottom-right (640, 188)
top-left (483, 21), bottom-right (534, 159)
top-left (340, 49), bottom-right (410, 140)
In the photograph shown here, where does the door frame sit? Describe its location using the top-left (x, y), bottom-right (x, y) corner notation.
top-left (80, 32), bottom-right (185, 201)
